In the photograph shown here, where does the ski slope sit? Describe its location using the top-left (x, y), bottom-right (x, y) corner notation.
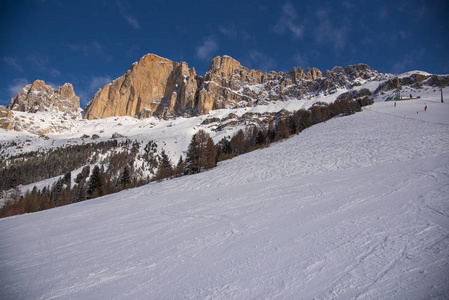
top-left (1, 98), bottom-right (449, 299)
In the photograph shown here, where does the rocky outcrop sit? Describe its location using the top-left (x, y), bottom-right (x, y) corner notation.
top-left (1, 80), bottom-right (81, 134)
top-left (84, 54), bottom-right (199, 119)
top-left (427, 74), bottom-right (449, 87)
top-left (83, 53), bottom-right (382, 119)
top-left (372, 72), bottom-right (445, 94)
top-left (8, 80), bottom-right (80, 116)
top-left (0, 106), bottom-right (14, 130)
top-left (197, 56), bottom-right (326, 114)
top-left (336, 88), bottom-right (372, 101)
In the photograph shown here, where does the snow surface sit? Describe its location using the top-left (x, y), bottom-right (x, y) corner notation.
top-left (1, 96), bottom-right (449, 299)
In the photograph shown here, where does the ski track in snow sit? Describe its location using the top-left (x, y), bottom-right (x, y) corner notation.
top-left (1, 100), bottom-right (449, 299)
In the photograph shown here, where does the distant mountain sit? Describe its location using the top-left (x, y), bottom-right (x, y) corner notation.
top-left (83, 54), bottom-right (382, 120)
top-left (2, 53), bottom-right (448, 136)
top-left (0, 80), bottom-right (81, 134)
top-left (8, 80), bottom-right (80, 115)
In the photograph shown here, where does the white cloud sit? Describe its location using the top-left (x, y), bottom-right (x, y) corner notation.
top-left (3, 57), bottom-right (23, 72)
top-left (379, 6), bottom-right (388, 20)
top-left (67, 41), bottom-right (102, 56)
top-left (27, 53), bottom-right (61, 78)
top-left (124, 15), bottom-right (140, 30)
top-left (273, 2), bottom-right (304, 39)
top-left (391, 49), bottom-right (425, 74)
top-left (8, 78), bottom-right (29, 97)
top-left (66, 41), bottom-right (113, 62)
top-left (196, 37), bottom-right (219, 60)
top-left (343, 1), bottom-right (353, 9)
top-left (49, 68), bottom-right (61, 78)
top-left (293, 53), bottom-right (309, 68)
top-left (219, 24), bottom-right (252, 41)
top-left (75, 75), bottom-right (114, 106)
top-left (314, 8), bottom-right (349, 51)
top-left (247, 50), bottom-right (277, 72)
top-left (126, 44), bottom-right (141, 58)
top-left (115, 0), bottom-right (140, 29)
top-left (219, 25), bottom-right (237, 38)
top-left (27, 53), bottom-right (48, 69)
top-left (89, 75), bottom-right (113, 94)
top-left (46, 81), bottom-right (60, 90)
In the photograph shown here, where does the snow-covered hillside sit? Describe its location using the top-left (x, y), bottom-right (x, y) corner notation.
top-left (1, 71), bottom-right (446, 163)
top-left (1, 94), bottom-right (448, 298)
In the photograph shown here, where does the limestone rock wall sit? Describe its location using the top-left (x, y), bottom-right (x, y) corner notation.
top-left (8, 80), bottom-right (80, 116)
top-left (84, 54), bottom-right (199, 119)
top-left (83, 53), bottom-right (381, 119)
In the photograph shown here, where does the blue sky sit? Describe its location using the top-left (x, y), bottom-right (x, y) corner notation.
top-left (1, 0), bottom-right (448, 107)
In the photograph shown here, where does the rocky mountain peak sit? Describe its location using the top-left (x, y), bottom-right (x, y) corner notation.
top-left (8, 80), bottom-right (80, 115)
top-left (84, 53), bottom-right (199, 120)
top-left (83, 54), bottom-right (384, 120)
top-left (208, 56), bottom-right (243, 77)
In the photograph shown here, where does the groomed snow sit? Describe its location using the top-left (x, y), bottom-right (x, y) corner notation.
top-left (1, 96), bottom-right (448, 299)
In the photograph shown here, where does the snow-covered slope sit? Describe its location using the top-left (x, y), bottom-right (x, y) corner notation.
top-left (1, 95), bottom-right (448, 299)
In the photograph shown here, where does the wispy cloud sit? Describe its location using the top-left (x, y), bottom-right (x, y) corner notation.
top-left (196, 36), bottom-right (219, 60)
top-left (115, 0), bottom-right (140, 29)
top-left (66, 41), bottom-right (113, 62)
top-left (398, 0), bottom-right (432, 19)
top-left (75, 75), bottom-right (113, 106)
top-left (27, 53), bottom-right (49, 69)
top-left (391, 49), bottom-right (426, 74)
top-left (342, 1), bottom-right (353, 9)
top-left (8, 78), bottom-right (29, 98)
top-left (126, 44), bottom-right (141, 59)
top-left (219, 24), bottom-right (252, 41)
top-left (219, 25), bottom-right (237, 38)
top-left (3, 57), bottom-right (23, 72)
top-left (67, 41), bottom-right (103, 56)
top-left (27, 53), bottom-right (61, 77)
top-left (293, 53), bottom-right (309, 68)
top-left (314, 8), bottom-right (349, 51)
top-left (273, 2), bottom-right (304, 39)
top-left (379, 6), bottom-right (388, 20)
top-left (247, 50), bottom-right (277, 72)
top-left (89, 75), bottom-right (112, 94)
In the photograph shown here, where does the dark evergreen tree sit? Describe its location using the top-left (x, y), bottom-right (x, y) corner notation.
top-left (87, 165), bottom-right (103, 199)
top-left (220, 137), bottom-right (232, 155)
top-left (286, 115), bottom-right (298, 135)
top-left (174, 156), bottom-right (185, 177)
top-left (267, 124), bottom-right (276, 143)
top-left (154, 150), bottom-right (173, 181)
top-left (230, 129), bottom-right (245, 155)
top-left (63, 171), bottom-right (71, 190)
top-left (275, 119), bottom-right (290, 141)
top-left (120, 166), bottom-right (131, 188)
top-left (186, 130), bottom-right (217, 174)
top-left (75, 166), bottom-right (90, 184)
top-left (255, 128), bottom-right (267, 147)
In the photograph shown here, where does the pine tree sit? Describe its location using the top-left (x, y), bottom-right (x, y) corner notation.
top-left (186, 130), bottom-right (217, 174)
top-left (230, 129), bottom-right (245, 155)
top-left (120, 166), bottom-right (131, 188)
top-left (87, 165), bottom-right (103, 199)
top-left (174, 156), bottom-right (185, 177)
top-left (255, 128), bottom-right (267, 147)
top-left (23, 190), bottom-right (39, 213)
top-left (220, 137), bottom-right (232, 155)
top-left (154, 150), bottom-right (173, 181)
top-left (275, 119), bottom-right (290, 141)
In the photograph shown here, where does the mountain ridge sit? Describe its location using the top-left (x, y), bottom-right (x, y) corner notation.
top-left (1, 53), bottom-right (448, 136)
top-left (83, 54), bottom-right (381, 120)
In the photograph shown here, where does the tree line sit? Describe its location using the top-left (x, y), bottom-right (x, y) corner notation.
top-left (0, 97), bottom-right (373, 218)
